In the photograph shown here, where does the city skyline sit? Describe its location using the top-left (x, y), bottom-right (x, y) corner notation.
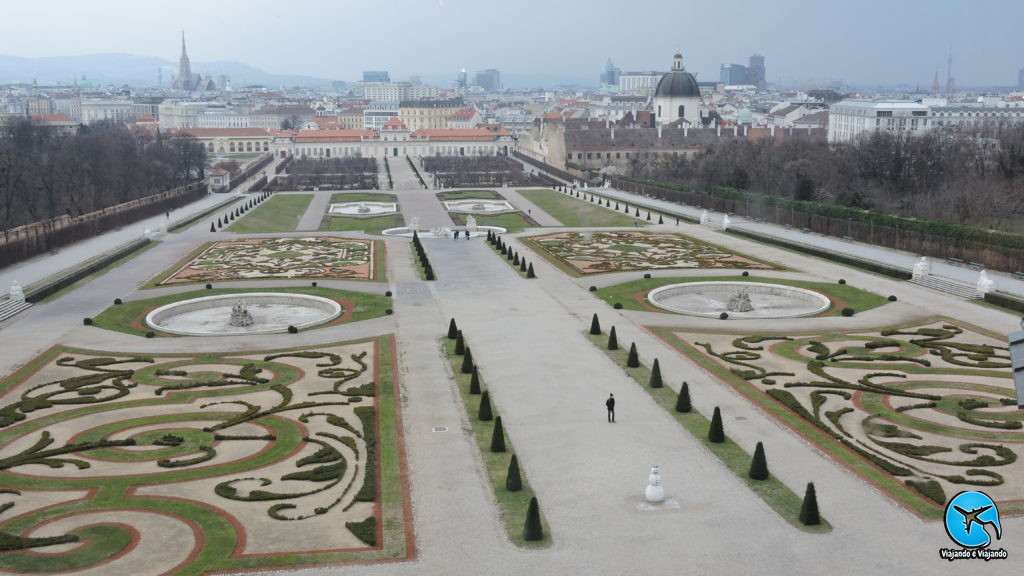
top-left (0, 0), bottom-right (1022, 88)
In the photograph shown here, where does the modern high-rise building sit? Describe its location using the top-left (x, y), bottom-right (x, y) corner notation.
top-left (600, 59), bottom-right (621, 86)
top-left (1018, 67), bottom-right (1024, 90)
top-left (748, 53), bottom-right (766, 89)
top-left (363, 71), bottom-right (390, 82)
top-left (456, 68), bottom-right (468, 90)
top-left (475, 69), bottom-right (501, 91)
top-left (719, 64), bottom-right (749, 85)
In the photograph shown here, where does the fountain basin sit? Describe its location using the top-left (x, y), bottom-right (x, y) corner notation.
top-left (443, 200), bottom-right (515, 213)
top-left (328, 202), bottom-right (397, 216)
top-left (381, 226), bottom-right (505, 238)
top-left (145, 293), bottom-right (342, 336)
top-left (647, 281), bottom-right (830, 318)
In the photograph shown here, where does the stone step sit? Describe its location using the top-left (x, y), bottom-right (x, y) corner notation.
top-left (0, 298), bottom-right (32, 323)
top-left (909, 275), bottom-right (981, 299)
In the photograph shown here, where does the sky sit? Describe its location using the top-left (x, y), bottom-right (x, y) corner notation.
top-left (1, 0), bottom-right (1022, 88)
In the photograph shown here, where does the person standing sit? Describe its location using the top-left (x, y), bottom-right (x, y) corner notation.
top-left (606, 393), bottom-right (616, 423)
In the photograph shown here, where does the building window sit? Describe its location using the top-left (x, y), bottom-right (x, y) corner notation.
top-left (616, 152), bottom-right (621, 159)
top-left (587, 153), bottom-right (592, 159)
top-left (678, 105), bottom-right (685, 118)
top-left (229, 142), bottom-right (236, 152)
top-left (246, 142), bottom-right (253, 152)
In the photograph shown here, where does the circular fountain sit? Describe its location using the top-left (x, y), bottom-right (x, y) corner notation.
top-left (647, 281), bottom-right (830, 319)
top-left (145, 293), bottom-right (342, 336)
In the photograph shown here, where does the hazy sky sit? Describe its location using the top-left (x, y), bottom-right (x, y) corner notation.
top-left (1, 0), bottom-right (1021, 87)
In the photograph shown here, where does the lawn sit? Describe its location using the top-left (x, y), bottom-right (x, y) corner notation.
top-left (437, 190), bottom-right (503, 200)
top-left (450, 212), bottom-right (533, 233)
top-left (228, 194), bottom-right (312, 233)
top-left (328, 192), bottom-right (398, 203)
top-left (442, 336), bottom-right (550, 547)
top-left (517, 188), bottom-right (641, 227)
top-left (585, 331), bottom-right (830, 532)
top-left (320, 214), bottom-right (403, 235)
top-left (596, 275), bottom-right (890, 316)
top-left (91, 286), bottom-right (392, 337)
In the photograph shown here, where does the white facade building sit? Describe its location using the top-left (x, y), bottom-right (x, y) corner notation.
top-left (827, 100), bottom-right (929, 144)
top-left (364, 101), bottom-right (400, 131)
top-left (80, 99), bottom-right (133, 125)
top-left (619, 72), bottom-right (663, 94)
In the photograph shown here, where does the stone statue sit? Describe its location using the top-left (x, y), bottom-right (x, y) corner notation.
top-left (603, 179), bottom-right (611, 188)
top-left (722, 214), bottom-right (731, 231)
top-left (357, 202), bottom-right (370, 214)
top-left (977, 270), bottom-right (995, 295)
top-left (466, 215), bottom-right (478, 230)
top-left (584, 182), bottom-right (589, 189)
top-left (700, 210), bottom-right (709, 225)
top-left (912, 257), bottom-right (931, 278)
top-left (9, 281), bottom-right (25, 303)
top-left (471, 202), bottom-right (485, 211)
top-left (408, 216), bottom-right (420, 233)
top-left (727, 288), bottom-right (754, 312)
top-left (645, 464), bottom-right (665, 503)
top-left (229, 300), bottom-right (254, 327)
top-left (143, 226), bottom-right (152, 239)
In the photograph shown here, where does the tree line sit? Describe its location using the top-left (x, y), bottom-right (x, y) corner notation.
top-left (629, 122), bottom-right (1024, 233)
top-left (0, 119), bottom-right (206, 230)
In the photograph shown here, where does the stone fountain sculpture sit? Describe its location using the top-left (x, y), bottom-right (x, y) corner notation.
top-left (229, 300), bottom-right (254, 327)
top-left (977, 270), bottom-right (995, 295)
top-left (912, 256), bottom-right (931, 279)
top-left (466, 215), bottom-right (478, 231)
top-left (727, 288), bottom-right (753, 312)
top-left (9, 281), bottom-right (25, 303)
top-left (357, 202), bottom-right (370, 214)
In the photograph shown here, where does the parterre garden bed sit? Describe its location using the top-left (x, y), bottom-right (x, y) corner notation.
top-left (652, 317), bottom-right (1024, 518)
top-left (0, 336), bottom-right (411, 574)
top-left (525, 231), bottom-right (778, 276)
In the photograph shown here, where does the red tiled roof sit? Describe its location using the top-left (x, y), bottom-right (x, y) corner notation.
top-left (294, 129), bottom-right (378, 142)
top-left (137, 114), bottom-right (156, 122)
top-left (449, 108), bottom-right (476, 119)
top-left (309, 117), bottom-right (340, 128)
top-left (381, 117), bottom-right (408, 130)
top-left (411, 128), bottom-right (510, 141)
top-left (31, 113), bottom-right (73, 123)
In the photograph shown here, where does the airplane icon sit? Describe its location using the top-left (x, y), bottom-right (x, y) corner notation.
top-left (953, 505), bottom-right (1001, 539)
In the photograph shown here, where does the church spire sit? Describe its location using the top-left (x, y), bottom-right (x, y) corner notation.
top-left (181, 31), bottom-right (187, 58)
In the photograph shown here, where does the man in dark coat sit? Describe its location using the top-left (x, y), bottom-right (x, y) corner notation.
top-left (606, 393), bottom-right (616, 423)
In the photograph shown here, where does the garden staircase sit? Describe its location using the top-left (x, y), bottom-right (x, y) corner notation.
top-left (908, 275), bottom-right (981, 299)
top-left (0, 297), bottom-right (32, 324)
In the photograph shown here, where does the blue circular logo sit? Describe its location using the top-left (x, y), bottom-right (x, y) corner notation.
top-left (944, 491), bottom-right (1002, 549)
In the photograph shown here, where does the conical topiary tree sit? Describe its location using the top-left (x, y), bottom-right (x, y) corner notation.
top-left (454, 331), bottom-right (465, 355)
top-left (490, 416), bottom-right (506, 452)
top-left (478, 390), bottom-right (493, 421)
top-left (590, 313), bottom-right (602, 335)
top-left (649, 358), bottom-right (663, 388)
top-left (448, 318), bottom-right (459, 339)
top-left (527, 263), bottom-right (535, 278)
top-left (608, 326), bottom-right (618, 350)
top-left (635, 208), bottom-right (640, 217)
top-left (749, 441), bottom-right (769, 480)
top-left (709, 406), bottom-right (725, 443)
top-left (646, 212), bottom-right (651, 221)
top-left (615, 202), bottom-right (620, 210)
top-left (513, 252), bottom-right (520, 265)
top-left (523, 497), bottom-right (543, 541)
top-left (675, 381), bottom-right (691, 413)
top-left (506, 454), bottom-right (522, 491)
top-left (658, 215), bottom-right (664, 224)
top-left (469, 366), bottom-right (481, 394)
top-left (210, 222), bottom-right (216, 232)
top-left (799, 482), bottom-right (821, 526)
top-left (461, 346), bottom-right (473, 373)
top-left (626, 342), bottom-right (639, 368)
top-left (519, 259), bottom-right (527, 272)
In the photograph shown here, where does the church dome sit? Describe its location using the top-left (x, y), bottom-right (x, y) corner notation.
top-left (654, 52), bottom-right (700, 98)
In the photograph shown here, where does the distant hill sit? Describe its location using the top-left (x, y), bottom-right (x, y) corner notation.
top-left (0, 53), bottom-right (338, 88)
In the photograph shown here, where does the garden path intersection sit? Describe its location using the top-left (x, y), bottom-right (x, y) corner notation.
top-left (0, 180), bottom-right (1020, 575)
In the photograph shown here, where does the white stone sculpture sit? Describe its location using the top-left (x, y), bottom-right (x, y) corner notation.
top-left (645, 465), bottom-right (665, 503)
top-left (9, 281), bottom-right (25, 303)
top-left (408, 216), bottom-right (420, 233)
top-left (977, 270), bottom-right (995, 295)
top-left (143, 226), bottom-right (152, 239)
top-left (722, 214), bottom-right (731, 230)
top-left (700, 210), bottom-right (709, 226)
top-left (466, 215), bottom-right (478, 231)
top-left (912, 256), bottom-right (931, 279)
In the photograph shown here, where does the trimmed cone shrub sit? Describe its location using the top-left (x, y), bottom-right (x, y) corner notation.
top-left (506, 454), bottom-right (522, 492)
top-left (519, 259), bottom-right (527, 272)
top-left (615, 202), bottom-right (620, 210)
top-left (608, 326), bottom-right (618, 350)
top-left (448, 318), bottom-right (459, 339)
top-left (624, 204), bottom-right (629, 213)
top-left (455, 331), bottom-right (465, 355)
top-left (800, 482), bottom-right (821, 526)
top-left (523, 497), bottom-right (543, 541)
top-left (210, 222), bottom-right (216, 232)
top-left (490, 416), bottom-right (506, 452)
top-left (501, 244), bottom-right (507, 255)
top-left (675, 381), bottom-right (691, 413)
top-left (658, 215), bottom-right (663, 224)
top-left (469, 366), bottom-right (481, 394)
top-left (646, 212), bottom-right (651, 221)
top-left (708, 406), bottom-right (725, 443)
top-left (478, 390), bottom-right (493, 421)
top-left (507, 248), bottom-right (514, 261)
top-left (590, 313), bottom-right (601, 335)
top-left (527, 263), bottom-right (535, 278)
top-left (513, 253), bottom-right (520, 265)
top-left (461, 347), bottom-right (474, 373)
top-left (649, 359), bottom-right (663, 388)
top-left (635, 208), bottom-right (640, 217)
top-left (626, 342), bottom-right (639, 368)
top-left (288, 325), bottom-right (298, 334)
top-left (749, 441), bottom-right (769, 480)
top-left (425, 266), bottom-right (435, 281)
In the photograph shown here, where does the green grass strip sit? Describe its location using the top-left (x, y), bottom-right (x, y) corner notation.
top-left (319, 214), bottom-right (403, 235)
top-left (586, 332), bottom-right (832, 532)
top-left (437, 190), bottom-right (503, 200)
top-left (228, 194), bottom-right (313, 233)
top-left (442, 338), bottom-right (551, 547)
top-left (518, 188), bottom-right (641, 227)
top-left (450, 212), bottom-right (532, 233)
